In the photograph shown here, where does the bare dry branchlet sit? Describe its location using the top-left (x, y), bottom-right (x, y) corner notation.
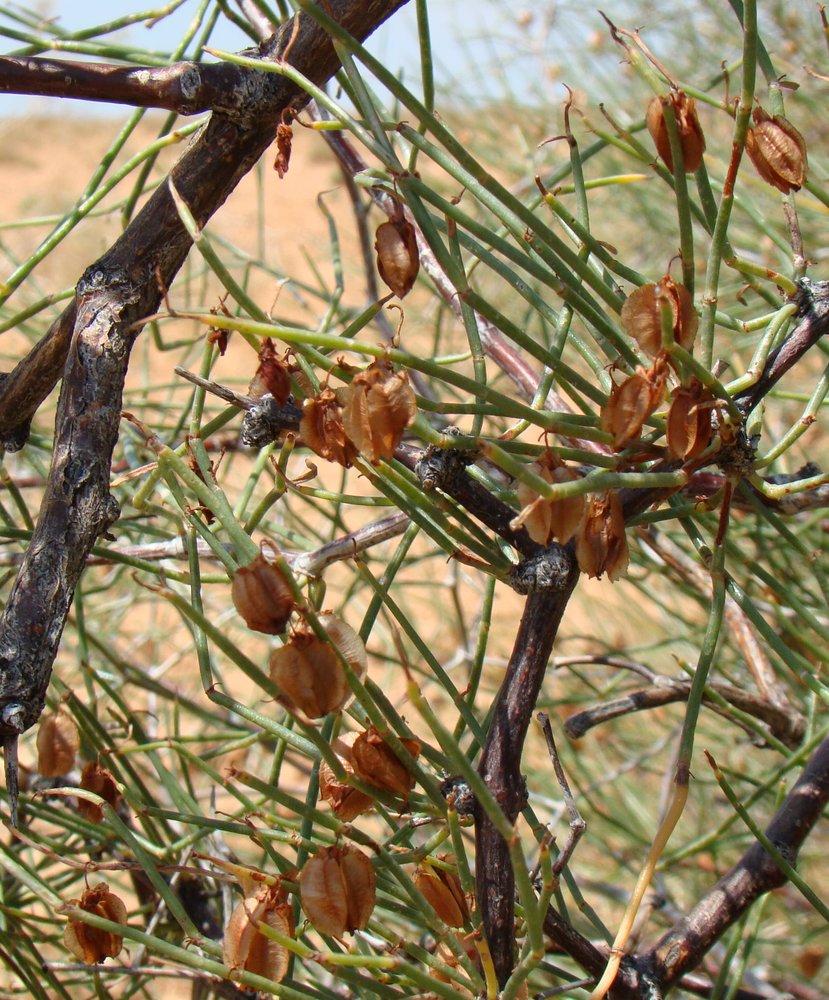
top-left (36, 707), bottom-right (80, 777)
top-left (319, 732), bottom-right (376, 821)
top-left (340, 358), bottom-right (417, 464)
top-left (300, 845), bottom-right (376, 937)
top-left (269, 613), bottom-right (366, 719)
top-left (223, 884), bottom-right (293, 983)
top-left (231, 549), bottom-right (294, 635)
top-left (745, 106), bottom-right (808, 193)
top-left (575, 491), bottom-right (629, 581)
top-left (621, 276), bottom-right (698, 357)
top-left (350, 724), bottom-right (421, 795)
top-left (63, 882), bottom-right (128, 964)
top-left (601, 356), bottom-right (668, 450)
top-left (512, 455), bottom-right (585, 545)
top-left (375, 216), bottom-right (420, 297)
top-left (77, 762), bottom-right (123, 824)
top-left (646, 90), bottom-right (706, 172)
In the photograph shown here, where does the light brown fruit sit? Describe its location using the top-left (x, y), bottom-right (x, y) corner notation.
top-left (340, 359), bottom-right (417, 464)
top-left (745, 106), bottom-right (807, 193)
top-left (600, 357), bottom-right (668, 450)
top-left (300, 387), bottom-right (359, 468)
top-left (223, 884), bottom-right (293, 983)
top-left (63, 882), bottom-right (127, 964)
top-left (78, 763), bottom-right (122, 825)
top-left (413, 859), bottom-right (469, 927)
top-left (575, 492), bottom-right (629, 581)
top-left (231, 550), bottom-right (294, 635)
top-left (37, 708), bottom-right (80, 778)
top-left (300, 845), bottom-right (376, 937)
top-left (319, 733), bottom-right (375, 821)
top-left (666, 379), bottom-right (714, 460)
top-left (646, 91), bottom-right (705, 172)
top-left (621, 276), bottom-right (698, 357)
top-left (512, 456), bottom-right (585, 545)
top-left (375, 217), bottom-right (420, 297)
top-left (351, 725), bottom-right (421, 796)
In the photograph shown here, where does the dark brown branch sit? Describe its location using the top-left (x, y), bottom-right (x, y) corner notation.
top-left (563, 676), bottom-right (805, 748)
top-left (0, 0), bottom-right (410, 822)
top-left (642, 735), bottom-right (829, 989)
top-left (475, 560), bottom-right (579, 987)
top-left (0, 55), bottom-right (284, 119)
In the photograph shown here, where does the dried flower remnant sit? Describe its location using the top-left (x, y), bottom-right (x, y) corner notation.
top-left (319, 733), bottom-right (376, 821)
top-left (621, 277), bottom-right (698, 358)
top-left (273, 118), bottom-right (293, 179)
top-left (351, 725), bottom-right (421, 796)
top-left (223, 884), bottom-right (293, 983)
top-left (575, 492), bottom-right (629, 581)
top-left (512, 456), bottom-right (585, 545)
top-left (300, 386), bottom-right (358, 468)
top-left (745, 106), bottom-right (807, 193)
top-left (63, 882), bottom-right (127, 964)
top-left (646, 91), bottom-right (706, 172)
top-left (78, 762), bottom-right (122, 824)
top-left (413, 859), bottom-right (470, 927)
top-left (666, 379), bottom-right (714, 460)
top-left (269, 614), bottom-right (366, 719)
top-left (601, 357), bottom-right (668, 450)
top-left (375, 213), bottom-right (420, 297)
top-left (231, 549), bottom-right (294, 635)
top-left (300, 845), bottom-right (376, 937)
top-left (340, 359), bottom-right (417, 464)
top-left (37, 708), bottom-right (80, 777)
top-left (248, 339), bottom-right (291, 404)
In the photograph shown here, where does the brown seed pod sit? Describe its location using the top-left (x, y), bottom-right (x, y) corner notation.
top-left (78, 763), bottom-right (122, 824)
top-left (375, 217), bottom-right (420, 297)
top-left (621, 276), bottom-right (698, 357)
top-left (666, 378), bottom-right (714, 460)
top-left (300, 845), bottom-right (376, 938)
top-left (300, 387), bottom-right (359, 468)
top-left (274, 120), bottom-right (293, 180)
top-left (413, 859), bottom-right (469, 927)
top-left (340, 359), bottom-right (417, 464)
top-left (269, 614), bottom-right (366, 719)
top-left (37, 708), bottom-right (80, 778)
top-left (231, 549), bottom-right (294, 635)
top-left (575, 492), bottom-right (629, 582)
top-left (319, 733), bottom-right (376, 821)
top-left (247, 338), bottom-right (291, 404)
top-left (646, 91), bottom-right (706, 173)
top-left (600, 357), bottom-right (668, 450)
top-left (512, 456), bottom-right (585, 545)
top-left (745, 106), bottom-right (807, 193)
top-left (63, 882), bottom-right (128, 964)
top-left (351, 725), bottom-right (421, 796)
top-left (223, 884), bottom-right (293, 983)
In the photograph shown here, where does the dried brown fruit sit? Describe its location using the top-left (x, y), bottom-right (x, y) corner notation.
top-left (340, 359), bottom-right (417, 464)
top-left (300, 387), bottom-right (359, 468)
top-left (223, 884), bottom-right (293, 983)
top-left (512, 456), bottom-right (585, 545)
top-left (413, 859), bottom-right (469, 927)
top-left (621, 276), bottom-right (698, 357)
top-left (351, 725), bottom-right (421, 796)
top-left (666, 379), bottom-right (714, 460)
top-left (300, 845), bottom-right (376, 937)
top-left (319, 733), bottom-right (376, 821)
top-left (37, 708), bottom-right (80, 778)
top-left (78, 763), bottom-right (122, 824)
top-left (63, 882), bottom-right (127, 964)
top-left (575, 492), bottom-right (629, 581)
top-left (375, 217), bottom-right (420, 297)
top-left (231, 550), bottom-right (294, 635)
top-left (274, 120), bottom-right (293, 179)
top-left (745, 106), bottom-right (807, 193)
top-left (269, 614), bottom-right (366, 719)
top-left (646, 91), bottom-right (705, 172)
top-left (248, 339), bottom-right (291, 404)
top-left (601, 357), bottom-right (667, 450)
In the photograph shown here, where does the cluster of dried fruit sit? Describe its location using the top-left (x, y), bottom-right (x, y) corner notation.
top-left (301, 358), bottom-right (417, 468)
top-left (646, 88), bottom-right (807, 193)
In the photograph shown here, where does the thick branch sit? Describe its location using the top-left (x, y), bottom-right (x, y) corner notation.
top-left (643, 735), bottom-right (829, 989)
top-left (0, 0), bottom-right (409, 802)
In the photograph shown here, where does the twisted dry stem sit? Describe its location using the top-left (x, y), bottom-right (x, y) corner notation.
top-left (0, 0), bottom-right (410, 823)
